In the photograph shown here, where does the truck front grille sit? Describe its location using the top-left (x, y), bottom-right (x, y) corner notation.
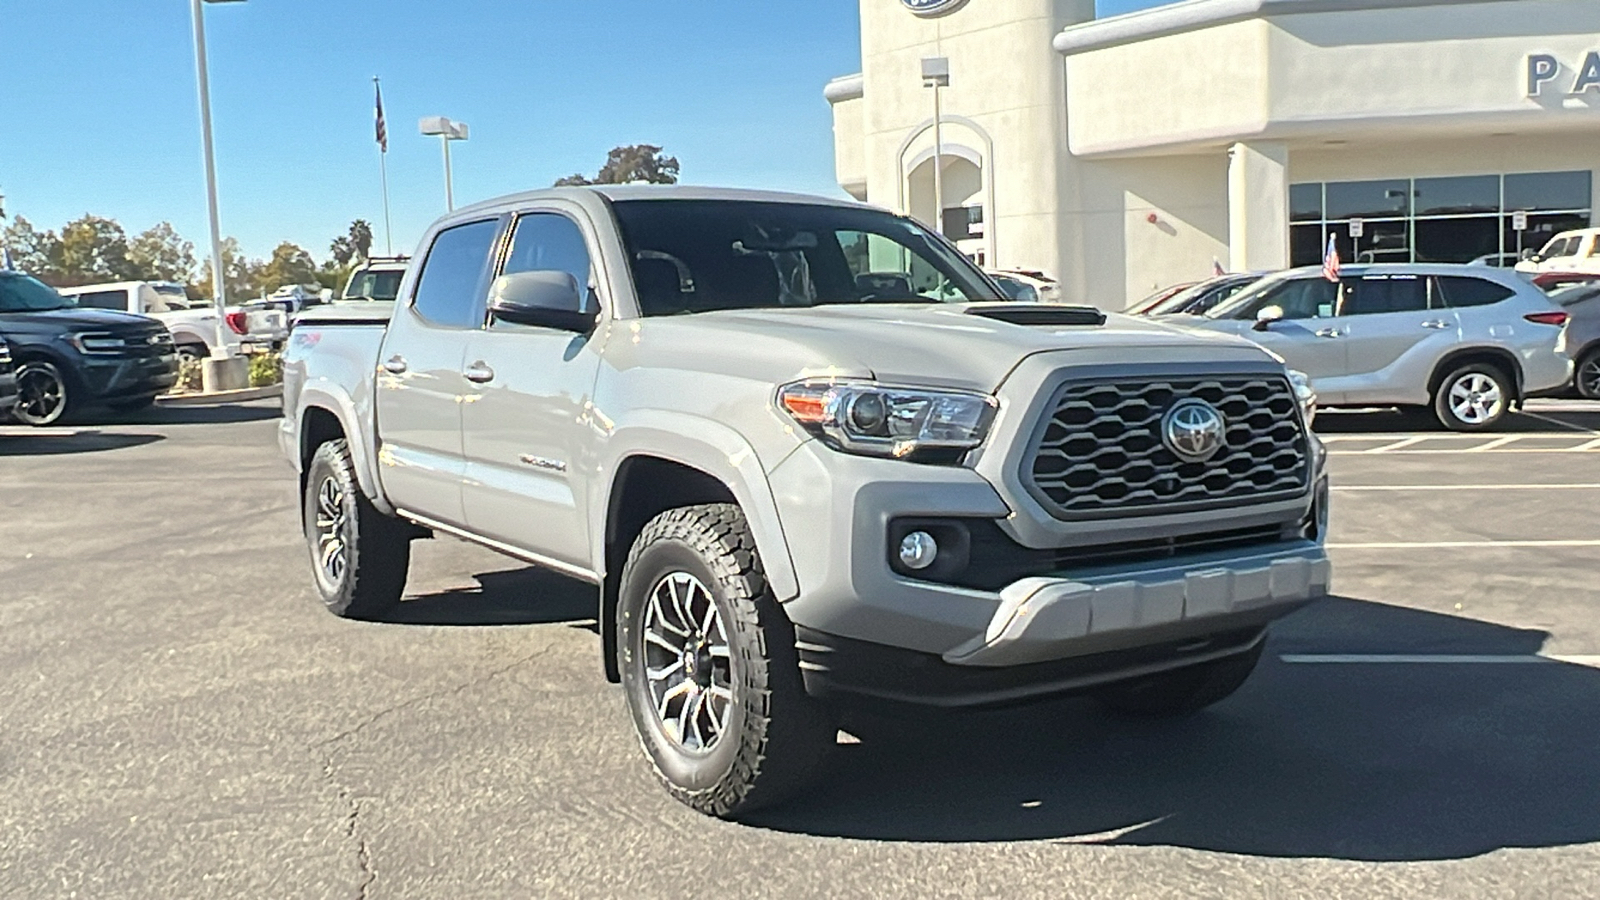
top-left (1025, 375), bottom-right (1310, 520)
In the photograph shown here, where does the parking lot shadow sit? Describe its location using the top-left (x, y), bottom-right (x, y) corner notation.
top-left (0, 430), bottom-right (165, 456)
top-left (107, 403), bottom-right (282, 426)
top-left (381, 566), bottom-right (598, 627)
top-left (751, 597), bottom-right (1600, 862)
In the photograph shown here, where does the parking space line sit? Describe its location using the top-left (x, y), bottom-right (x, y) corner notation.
top-left (1578, 437), bottom-right (1600, 452)
top-left (1516, 410), bottom-right (1600, 435)
top-left (1281, 654), bottom-right (1600, 669)
top-left (1369, 436), bottom-right (1430, 453)
top-left (1467, 435), bottom-right (1520, 452)
top-left (1332, 484), bottom-right (1600, 491)
top-left (1328, 540), bottom-right (1600, 549)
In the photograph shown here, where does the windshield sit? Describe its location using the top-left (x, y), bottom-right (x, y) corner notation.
top-left (991, 275), bottom-right (1039, 302)
top-left (1552, 284), bottom-right (1600, 307)
top-left (1206, 275), bottom-right (1292, 320)
top-left (610, 199), bottom-right (1000, 315)
top-left (0, 273), bottom-right (75, 312)
top-left (1143, 282), bottom-right (1213, 316)
top-left (344, 270), bottom-right (404, 302)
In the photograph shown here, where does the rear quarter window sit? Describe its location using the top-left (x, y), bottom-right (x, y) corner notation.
top-left (1434, 277), bottom-right (1516, 308)
top-left (411, 219), bottom-right (502, 328)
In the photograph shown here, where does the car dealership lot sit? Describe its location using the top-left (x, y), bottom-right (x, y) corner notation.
top-left (1, 402), bottom-right (1598, 898)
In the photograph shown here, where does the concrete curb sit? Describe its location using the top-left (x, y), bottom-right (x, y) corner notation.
top-left (158, 384), bottom-right (283, 407)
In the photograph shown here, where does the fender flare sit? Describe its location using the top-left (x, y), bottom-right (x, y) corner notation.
top-left (294, 383), bottom-right (393, 516)
top-left (591, 411), bottom-right (800, 602)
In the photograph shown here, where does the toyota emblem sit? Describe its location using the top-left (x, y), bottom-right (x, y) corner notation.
top-left (1162, 399), bottom-right (1226, 463)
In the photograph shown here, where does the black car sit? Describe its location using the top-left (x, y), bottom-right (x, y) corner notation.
top-left (0, 271), bottom-right (179, 426)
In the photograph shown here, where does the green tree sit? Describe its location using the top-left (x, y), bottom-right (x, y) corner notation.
top-left (57, 214), bottom-right (135, 286)
top-left (128, 222), bottom-right (197, 284)
top-left (195, 237), bottom-right (264, 303)
top-left (554, 144), bottom-right (681, 187)
top-left (1, 216), bottom-right (63, 282)
top-left (259, 242), bottom-right (319, 293)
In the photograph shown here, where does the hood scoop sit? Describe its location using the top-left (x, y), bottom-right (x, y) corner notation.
top-left (967, 305), bottom-right (1107, 327)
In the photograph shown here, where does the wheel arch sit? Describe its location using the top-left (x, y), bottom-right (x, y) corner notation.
top-left (1428, 347), bottom-right (1525, 403)
top-left (594, 423), bottom-right (800, 683)
top-left (294, 389), bottom-right (390, 515)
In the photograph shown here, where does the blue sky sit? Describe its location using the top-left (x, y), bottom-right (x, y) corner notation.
top-left (1, 0), bottom-right (1172, 263)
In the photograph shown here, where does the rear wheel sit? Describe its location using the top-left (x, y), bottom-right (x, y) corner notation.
top-left (1433, 363), bottom-right (1512, 432)
top-left (302, 439), bottom-right (410, 619)
top-left (13, 360), bottom-right (73, 426)
top-left (176, 343), bottom-right (209, 365)
top-left (1576, 348), bottom-right (1600, 400)
top-left (1096, 641), bottom-right (1265, 717)
top-left (617, 504), bottom-right (833, 819)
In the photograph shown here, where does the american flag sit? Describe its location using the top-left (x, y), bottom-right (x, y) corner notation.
top-left (1212, 257), bottom-right (1226, 277)
top-left (1322, 234), bottom-right (1341, 282)
top-left (374, 80), bottom-right (388, 154)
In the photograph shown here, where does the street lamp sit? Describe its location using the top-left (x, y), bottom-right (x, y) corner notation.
top-left (191, 0), bottom-right (246, 366)
top-left (420, 117), bottom-right (470, 211)
top-left (921, 57), bottom-right (950, 236)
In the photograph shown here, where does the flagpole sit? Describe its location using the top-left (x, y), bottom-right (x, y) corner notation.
top-left (374, 76), bottom-right (393, 257)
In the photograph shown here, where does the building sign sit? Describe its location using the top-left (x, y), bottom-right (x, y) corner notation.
top-left (902, 0), bottom-right (970, 18)
top-left (1527, 52), bottom-right (1600, 97)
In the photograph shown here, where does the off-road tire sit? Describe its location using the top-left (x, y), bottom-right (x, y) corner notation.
top-left (302, 439), bottom-right (410, 619)
top-left (1096, 641), bottom-right (1265, 717)
top-left (1433, 363), bottom-right (1513, 432)
top-left (617, 503), bottom-right (833, 819)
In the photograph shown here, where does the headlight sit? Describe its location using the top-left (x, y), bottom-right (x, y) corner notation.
top-left (778, 379), bottom-right (997, 461)
top-left (1287, 369), bottom-right (1317, 425)
top-left (66, 332), bottom-right (128, 354)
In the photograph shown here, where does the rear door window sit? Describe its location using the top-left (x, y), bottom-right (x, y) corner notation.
top-left (1339, 276), bottom-right (1428, 316)
top-left (411, 219), bottom-right (502, 328)
top-left (76, 290), bottom-right (130, 311)
top-left (1434, 276), bottom-right (1516, 308)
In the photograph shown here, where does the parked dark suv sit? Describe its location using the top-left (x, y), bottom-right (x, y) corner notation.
top-left (0, 336), bottom-right (17, 413)
top-left (0, 271), bottom-right (179, 426)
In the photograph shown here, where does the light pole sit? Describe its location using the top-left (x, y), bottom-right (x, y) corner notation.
top-left (921, 57), bottom-right (950, 236)
top-left (420, 117), bottom-right (470, 211)
top-left (191, 0), bottom-right (245, 363)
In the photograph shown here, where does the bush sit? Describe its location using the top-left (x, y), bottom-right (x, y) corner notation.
top-left (249, 351), bottom-right (283, 388)
top-left (172, 358), bottom-right (204, 394)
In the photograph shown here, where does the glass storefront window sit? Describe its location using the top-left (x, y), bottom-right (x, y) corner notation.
top-left (1290, 184), bottom-right (1323, 222)
top-left (1504, 171), bottom-right (1592, 212)
top-left (1414, 176), bottom-right (1499, 216)
top-left (1326, 180), bottom-right (1411, 219)
top-left (1289, 172), bottom-right (1592, 266)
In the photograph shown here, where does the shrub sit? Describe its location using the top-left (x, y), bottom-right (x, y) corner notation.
top-left (249, 351), bottom-right (284, 388)
top-left (172, 358), bottom-right (204, 394)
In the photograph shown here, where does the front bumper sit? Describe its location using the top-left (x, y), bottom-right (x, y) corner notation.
top-left (79, 353), bottom-right (179, 400)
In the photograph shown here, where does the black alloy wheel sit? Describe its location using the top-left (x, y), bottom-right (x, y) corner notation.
top-left (13, 360), bottom-right (72, 426)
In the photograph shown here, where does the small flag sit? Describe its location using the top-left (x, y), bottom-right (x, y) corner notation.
top-left (1, 245), bottom-right (14, 271)
top-left (1212, 257), bottom-right (1226, 278)
top-left (1322, 234), bottom-right (1341, 283)
top-left (374, 80), bottom-right (388, 154)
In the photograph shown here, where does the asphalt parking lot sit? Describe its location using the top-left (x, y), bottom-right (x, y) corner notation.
top-left (2, 400), bottom-right (1598, 899)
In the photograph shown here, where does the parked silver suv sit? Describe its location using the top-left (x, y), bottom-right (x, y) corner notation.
top-left (1190, 265), bottom-right (1572, 430)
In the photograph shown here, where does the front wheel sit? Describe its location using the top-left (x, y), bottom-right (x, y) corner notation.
top-left (1433, 363), bottom-right (1512, 432)
top-left (1576, 348), bottom-right (1600, 400)
top-left (302, 439), bottom-right (411, 619)
top-left (1096, 641), bottom-right (1265, 717)
top-left (13, 360), bottom-right (73, 426)
top-left (617, 504), bottom-right (833, 819)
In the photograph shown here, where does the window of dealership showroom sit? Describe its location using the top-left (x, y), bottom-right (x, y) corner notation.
top-left (1290, 172), bottom-right (1594, 267)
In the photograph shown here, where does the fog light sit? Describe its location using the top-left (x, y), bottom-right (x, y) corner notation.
top-left (898, 531), bottom-right (939, 570)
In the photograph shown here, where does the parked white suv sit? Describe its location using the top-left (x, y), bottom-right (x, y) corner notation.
top-left (60, 281), bottom-right (287, 361)
top-left (1191, 265), bottom-right (1572, 431)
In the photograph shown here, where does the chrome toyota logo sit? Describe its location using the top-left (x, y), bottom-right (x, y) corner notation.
top-left (1162, 400), bottom-right (1226, 462)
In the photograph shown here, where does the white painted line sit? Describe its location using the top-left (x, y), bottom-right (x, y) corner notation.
top-left (1333, 483), bottom-right (1600, 491)
top-left (1329, 540), bottom-right (1600, 549)
top-left (1578, 437), bottom-right (1600, 452)
top-left (1282, 654), bottom-right (1600, 669)
top-left (1467, 435), bottom-right (1520, 452)
top-left (1516, 410), bottom-right (1600, 435)
top-left (1369, 436), bottom-right (1430, 453)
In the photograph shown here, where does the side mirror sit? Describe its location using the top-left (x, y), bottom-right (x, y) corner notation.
top-left (1253, 305), bottom-right (1285, 332)
top-left (488, 270), bottom-right (595, 333)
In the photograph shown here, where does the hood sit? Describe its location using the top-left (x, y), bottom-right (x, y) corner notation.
top-left (627, 303), bottom-right (1269, 392)
top-left (0, 307), bottom-right (162, 335)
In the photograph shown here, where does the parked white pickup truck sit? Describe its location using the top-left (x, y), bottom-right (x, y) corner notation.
top-left (280, 186), bottom-right (1330, 819)
top-left (60, 280), bottom-right (288, 361)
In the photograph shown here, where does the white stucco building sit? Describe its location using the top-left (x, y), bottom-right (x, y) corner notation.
top-left (826, 0), bottom-right (1600, 308)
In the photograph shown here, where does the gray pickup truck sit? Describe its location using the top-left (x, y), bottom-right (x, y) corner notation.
top-left (280, 186), bottom-right (1330, 819)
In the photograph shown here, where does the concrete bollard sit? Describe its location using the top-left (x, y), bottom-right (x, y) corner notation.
top-left (201, 356), bottom-right (250, 393)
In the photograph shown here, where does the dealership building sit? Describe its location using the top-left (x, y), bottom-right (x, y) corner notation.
top-left (825, 0), bottom-right (1600, 307)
